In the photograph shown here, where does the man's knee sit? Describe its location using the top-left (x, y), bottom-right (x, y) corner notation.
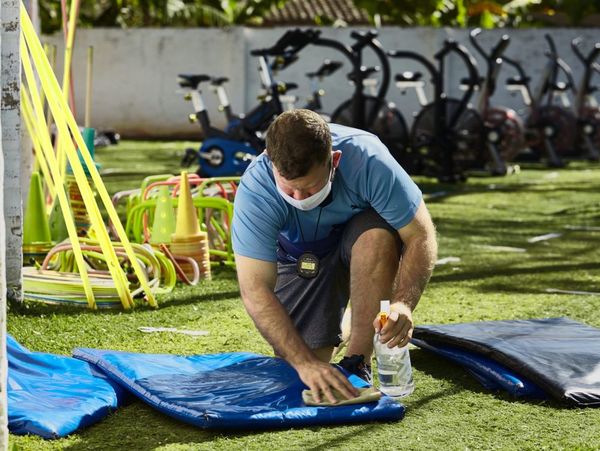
top-left (352, 227), bottom-right (401, 262)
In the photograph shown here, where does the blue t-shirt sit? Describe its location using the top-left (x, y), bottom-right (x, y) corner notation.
top-left (232, 124), bottom-right (422, 262)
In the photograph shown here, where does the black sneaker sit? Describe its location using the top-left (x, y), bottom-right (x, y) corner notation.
top-left (337, 354), bottom-right (373, 385)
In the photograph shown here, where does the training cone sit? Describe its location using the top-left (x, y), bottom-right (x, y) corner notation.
top-left (48, 197), bottom-right (69, 242)
top-left (23, 172), bottom-right (53, 265)
top-left (150, 186), bottom-right (176, 245)
top-left (172, 171), bottom-right (201, 240)
top-left (170, 171), bottom-right (211, 280)
top-left (23, 172), bottom-right (51, 245)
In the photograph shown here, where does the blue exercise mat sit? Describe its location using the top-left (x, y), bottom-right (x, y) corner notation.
top-left (412, 317), bottom-right (600, 407)
top-left (8, 335), bottom-right (127, 439)
top-left (411, 338), bottom-right (547, 399)
top-left (73, 348), bottom-right (405, 429)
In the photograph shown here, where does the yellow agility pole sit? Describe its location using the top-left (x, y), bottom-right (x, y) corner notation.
top-left (44, 43), bottom-right (57, 138)
top-left (21, 4), bottom-right (158, 308)
top-left (20, 89), bottom-right (57, 202)
top-left (20, 45), bottom-right (98, 309)
top-left (22, 40), bottom-right (132, 310)
top-left (21, 44), bottom-right (133, 309)
top-left (85, 46), bottom-right (93, 128)
top-left (61, 0), bottom-right (79, 114)
top-left (56, 0), bottom-right (81, 180)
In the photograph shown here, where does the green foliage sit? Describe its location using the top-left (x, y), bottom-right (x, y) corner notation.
top-left (9, 140), bottom-right (600, 450)
top-left (354, 0), bottom-right (599, 28)
top-left (40, 0), bottom-right (287, 33)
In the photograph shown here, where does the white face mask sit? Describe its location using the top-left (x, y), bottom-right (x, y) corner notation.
top-left (276, 179), bottom-right (332, 211)
top-left (276, 164), bottom-right (334, 211)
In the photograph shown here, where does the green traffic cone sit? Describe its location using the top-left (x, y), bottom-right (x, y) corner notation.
top-left (23, 172), bottom-right (51, 245)
top-left (68, 127), bottom-right (100, 177)
top-left (81, 127), bottom-right (96, 160)
top-left (48, 195), bottom-right (69, 242)
top-left (150, 186), bottom-right (176, 244)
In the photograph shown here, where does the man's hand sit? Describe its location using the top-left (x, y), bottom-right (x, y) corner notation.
top-left (372, 303), bottom-right (414, 348)
top-left (295, 360), bottom-right (360, 404)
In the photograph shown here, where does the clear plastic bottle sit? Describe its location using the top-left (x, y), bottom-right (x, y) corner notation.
top-left (373, 300), bottom-right (415, 398)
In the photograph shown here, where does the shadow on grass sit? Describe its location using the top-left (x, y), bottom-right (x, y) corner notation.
top-left (411, 349), bottom-right (566, 410)
top-left (63, 401), bottom-right (223, 451)
top-left (430, 261), bottom-right (600, 285)
top-left (9, 289), bottom-right (241, 317)
top-left (63, 400), bottom-right (383, 451)
top-left (478, 279), bottom-right (600, 296)
top-left (301, 424), bottom-right (379, 450)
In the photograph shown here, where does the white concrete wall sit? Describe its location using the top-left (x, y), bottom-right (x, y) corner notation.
top-left (43, 26), bottom-right (600, 138)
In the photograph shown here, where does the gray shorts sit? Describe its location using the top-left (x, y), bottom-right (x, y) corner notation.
top-left (275, 209), bottom-right (403, 349)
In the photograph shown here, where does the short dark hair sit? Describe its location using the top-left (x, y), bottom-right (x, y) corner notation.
top-left (266, 109), bottom-right (332, 179)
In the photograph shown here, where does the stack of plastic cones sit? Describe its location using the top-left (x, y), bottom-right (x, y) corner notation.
top-left (169, 172), bottom-right (211, 280)
top-left (23, 172), bottom-right (53, 265)
top-left (66, 127), bottom-right (98, 236)
top-left (150, 186), bottom-right (176, 245)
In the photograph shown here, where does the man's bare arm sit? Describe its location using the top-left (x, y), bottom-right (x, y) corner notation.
top-left (235, 255), bottom-right (359, 403)
top-left (375, 200), bottom-right (438, 348)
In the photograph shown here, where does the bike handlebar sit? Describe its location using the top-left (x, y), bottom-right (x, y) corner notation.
top-left (250, 28), bottom-right (320, 57)
top-left (571, 37), bottom-right (586, 62)
top-left (545, 34), bottom-right (558, 56)
top-left (491, 35), bottom-right (510, 61)
top-left (470, 28), bottom-right (510, 61)
top-left (469, 28), bottom-right (486, 60)
top-left (435, 39), bottom-right (480, 129)
top-left (571, 38), bottom-right (600, 66)
top-left (349, 30), bottom-right (379, 51)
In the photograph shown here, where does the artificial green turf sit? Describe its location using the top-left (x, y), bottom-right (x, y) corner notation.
top-left (9, 141), bottom-right (600, 450)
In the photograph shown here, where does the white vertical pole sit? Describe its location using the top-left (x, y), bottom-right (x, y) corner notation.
top-left (1, 0), bottom-right (21, 445)
top-left (1, 0), bottom-right (23, 296)
top-left (0, 104), bottom-right (8, 451)
top-left (0, 9), bottom-right (9, 449)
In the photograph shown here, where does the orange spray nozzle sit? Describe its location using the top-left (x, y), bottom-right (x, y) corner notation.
top-left (378, 312), bottom-right (388, 329)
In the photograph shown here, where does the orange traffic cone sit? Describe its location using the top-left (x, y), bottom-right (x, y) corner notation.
top-left (170, 172), bottom-right (211, 280)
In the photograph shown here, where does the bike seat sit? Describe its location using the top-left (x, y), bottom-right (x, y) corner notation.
top-left (551, 81), bottom-right (571, 92)
top-left (307, 60), bottom-right (343, 79)
top-left (395, 71), bottom-right (422, 82)
top-left (277, 82), bottom-right (298, 94)
top-left (460, 76), bottom-right (484, 87)
top-left (506, 76), bottom-right (530, 86)
top-left (350, 30), bottom-right (378, 46)
top-left (177, 74), bottom-right (211, 88)
top-left (347, 66), bottom-right (379, 83)
top-left (271, 53), bottom-right (299, 72)
top-left (211, 77), bottom-right (229, 86)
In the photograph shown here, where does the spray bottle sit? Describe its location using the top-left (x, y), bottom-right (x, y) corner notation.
top-left (373, 300), bottom-right (415, 398)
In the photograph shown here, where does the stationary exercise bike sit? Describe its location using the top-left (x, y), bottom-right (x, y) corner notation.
top-left (178, 74), bottom-right (259, 177)
top-left (468, 28), bottom-right (525, 175)
top-left (330, 30), bottom-right (409, 165)
top-left (571, 37), bottom-right (600, 161)
top-left (178, 30), bottom-right (312, 177)
top-left (390, 40), bottom-right (485, 182)
top-left (504, 35), bottom-right (577, 167)
top-left (288, 29), bottom-right (409, 166)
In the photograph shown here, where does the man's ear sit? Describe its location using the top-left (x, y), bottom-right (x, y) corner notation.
top-left (332, 150), bottom-right (342, 168)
